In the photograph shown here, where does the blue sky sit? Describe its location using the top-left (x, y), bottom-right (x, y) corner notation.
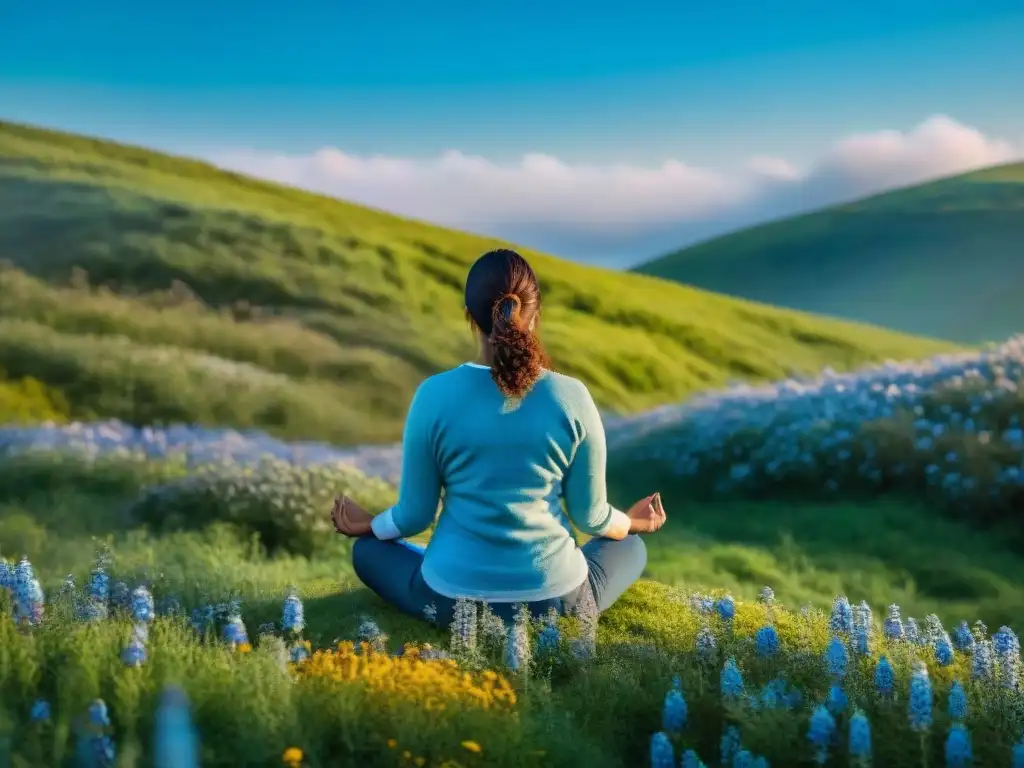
top-left (2, 0), bottom-right (1023, 263)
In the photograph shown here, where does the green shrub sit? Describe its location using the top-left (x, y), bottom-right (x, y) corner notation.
top-left (130, 459), bottom-right (397, 556)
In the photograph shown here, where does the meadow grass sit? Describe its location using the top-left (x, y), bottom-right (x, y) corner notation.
top-left (0, 120), bottom-right (956, 443)
top-left (4, 451), bottom-right (1024, 765)
top-left (634, 161), bottom-right (1024, 344)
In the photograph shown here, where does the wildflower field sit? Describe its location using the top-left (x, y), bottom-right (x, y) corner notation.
top-left (4, 339), bottom-right (1024, 766)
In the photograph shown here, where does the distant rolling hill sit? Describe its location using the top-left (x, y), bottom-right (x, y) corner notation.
top-left (634, 163), bottom-right (1024, 344)
top-left (0, 120), bottom-right (955, 443)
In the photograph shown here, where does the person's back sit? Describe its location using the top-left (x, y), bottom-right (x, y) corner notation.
top-left (415, 364), bottom-right (616, 601)
top-left (332, 248), bottom-right (667, 627)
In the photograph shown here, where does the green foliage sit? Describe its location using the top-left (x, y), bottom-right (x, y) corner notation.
top-left (131, 459), bottom-right (397, 557)
top-left (635, 161), bottom-right (1024, 343)
top-left (0, 121), bottom-right (956, 443)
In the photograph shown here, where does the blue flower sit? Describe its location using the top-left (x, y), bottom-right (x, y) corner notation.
top-left (824, 636), bottom-right (847, 679)
top-left (883, 604), bottom-right (905, 641)
top-left (971, 640), bottom-right (995, 682)
top-left (934, 633), bottom-right (955, 667)
top-left (716, 594), bottom-right (736, 621)
top-left (732, 749), bottom-right (754, 768)
top-left (874, 655), bottom-right (894, 698)
top-left (289, 643), bottom-right (310, 663)
top-left (121, 637), bottom-right (147, 667)
top-left (154, 685), bottom-right (198, 768)
top-left (758, 586), bottom-right (775, 605)
top-left (222, 616), bottom-right (249, 647)
top-left (281, 589), bottom-right (304, 634)
top-left (89, 699), bottom-right (110, 728)
top-left (681, 749), bottom-right (706, 768)
top-left (994, 626), bottom-right (1021, 657)
top-left (537, 623), bottom-right (560, 656)
top-left (720, 725), bottom-right (741, 766)
top-left (808, 705), bottom-right (836, 765)
top-left (755, 625), bottom-right (779, 658)
top-left (829, 596), bottom-right (853, 634)
top-left (848, 710), bottom-right (871, 762)
top-left (908, 662), bottom-right (933, 732)
top-left (30, 699), bottom-right (51, 722)
top-left (662, 688), bottom-right (687, 733)
top-left (721, 658), bottom-right (745, 699)
top-left (1013, 737), bottom-right (1024, 768)
top-left (947, 681), bottom-right (967, 722)
top-left (952, 621), bottom-right (975, 652)
top-left (826, 684), bottom-right (847, 715)
top-left (944, 723), bottom-right (972, 767)
top-left (649, 732), bottom-right (674, 768)
top-left (503, 604), bottom-right (532, 672)
top-left (131, 587), bottom-right (155, 624)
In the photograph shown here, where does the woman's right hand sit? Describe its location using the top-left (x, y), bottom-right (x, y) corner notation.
top-left (626, 493), bottom-right (666, 534)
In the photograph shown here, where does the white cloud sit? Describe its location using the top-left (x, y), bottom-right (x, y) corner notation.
top-left (207, 115), bottom-right (1020, 267)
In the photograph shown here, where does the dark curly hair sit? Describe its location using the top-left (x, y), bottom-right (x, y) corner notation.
top-left (464, 249), bottom-right (549, 398)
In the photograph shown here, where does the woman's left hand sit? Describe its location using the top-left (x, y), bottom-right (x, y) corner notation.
top-left (331, 496), bottom-right (374, 537)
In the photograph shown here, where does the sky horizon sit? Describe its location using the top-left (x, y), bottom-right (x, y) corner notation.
top-left (3, 0), bottom-right (1023, 265)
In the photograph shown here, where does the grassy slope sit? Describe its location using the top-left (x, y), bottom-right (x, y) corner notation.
top-left (634, 163), bottom-right (1024, 344)
top-left (0, 120), bottom-right (955, 443)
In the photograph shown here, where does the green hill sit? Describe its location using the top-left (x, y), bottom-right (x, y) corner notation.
top-left (0, 120), bottom-right (955, 443)
top-left (634, 163), bottom-right (1024, 344)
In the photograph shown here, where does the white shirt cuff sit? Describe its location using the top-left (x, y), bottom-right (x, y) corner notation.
top-left (371, 507), bottom-right (403, 540)
top-left (594, 507), bottom-right (631, 537)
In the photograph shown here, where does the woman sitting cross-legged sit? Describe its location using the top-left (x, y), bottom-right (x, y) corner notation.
top-left (332, 247), bottom-right (667, 628)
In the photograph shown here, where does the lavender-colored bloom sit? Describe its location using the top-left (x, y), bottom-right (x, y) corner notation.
top-left (848, 710), bottom-right (871, 762)
top-left (720, 725), bottom-right (741, 766)
top-left (450, 598), bottom-right (478, 654)
top-left (691, 593), bottom-right (714, 614)
top-left (721, 658), bottom-right (745, 699)
top-left (830, 596), bottom-right (853, 634)
top-left (650, 731), bottom-right (674, 768)
top-left (30, 699), bottom-right (51, 722)
top-left (825, 636), bottom-right (847, 679)
top-left (537, 619), bottom-right (560, 656)
top-left (110, 581), bottom-right (130, 611)
top-left (681, 749), bottom-right (706, 768)
top-left (906, 617), bottom-right (923, 645)
top-left (952, 621), bottom-right (975, 652)
top-left (121, 635), bottom-right (147, 667)
top-left (972, 640), bottom-right (995, 682)
top-left (662, 688), bottom-right (687, 732)
top-left (947, 681), bottom-right (967, 721)
top-left (716, 594), bottom-right (736, 621)
top-left (875, 655), bottom-right (894, 697)
top-left (883, 604), bottom-right (905, 641)
top-left (289, 642), bottom-right (310, 663)
top-left (281, 589), bottom-right (304, 634)
top-left (755, 625), bottom-right (779, 658)
top-left (935, 633), bottom-right (955, 667)
top-left (154, 685), bottom-right (199, 768)
top-left (732, 750), bottom-right (754, 768)
top-left (827, 684), bottom-right (848, 715)
top-left (808, 705), bottom-right (836, 765)
top-left (503, 604), bottom-right (532, 672)
top-left (944, 723), bottom-right (972, 767)
top-left (908, 662), bottom-right (933, 732)
top-left (130, 586), bottom-right (155, 624)
top-left (422, 602), bottom-right (438, 624)
top-left (852, 622), bottom-right (870, 656)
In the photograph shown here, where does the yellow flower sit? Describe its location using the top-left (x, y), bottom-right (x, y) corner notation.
top-left (461, 740), bottom-right (482, 753)
top-left (414, 758), bottom-right (426, 767)
top-left (282, 746), bottom-right (303, 766)
top-left (237, 643), bottom-right (253, 654)
top-left (293, 643), bottom-right (517, 713)
top-left (403, 751), bottom-right (412, 760)
top-left (387, 739), bottom-right (398, 749)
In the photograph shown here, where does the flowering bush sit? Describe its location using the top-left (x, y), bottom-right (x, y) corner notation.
top-left (130, 458), bottom-right (396, 555)
top-left (611, 335), bottom-right (1024, 531)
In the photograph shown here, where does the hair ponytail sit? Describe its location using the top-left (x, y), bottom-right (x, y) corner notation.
top-left (464, 250), bottom-right (548, 399)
